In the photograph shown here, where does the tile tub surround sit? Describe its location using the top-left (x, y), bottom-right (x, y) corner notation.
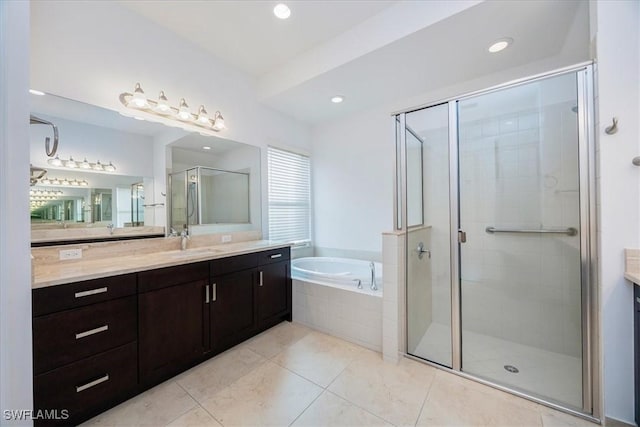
top-left (82, 322), bottom-right (598, 427)
top-left (382, 231), bottom-right (405, 363)
top-left (292, 279), bottom-right (382, 352)
top-left (30, 231), bottom-right (289, 288)
top-left (625, 248), bottom-right (640, 284)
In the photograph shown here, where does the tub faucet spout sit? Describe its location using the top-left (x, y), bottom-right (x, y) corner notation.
top-left (369, 262), bottom-right (377, 291)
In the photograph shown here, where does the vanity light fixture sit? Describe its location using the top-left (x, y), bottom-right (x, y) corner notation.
top-left (47, 155), bottom-right (116, 172)
top-left (119, 83), bottom-right (226, 133)
top-left (40, 177), bottom-right (89, 187)
top-left (488, 37), bottom-right (513, 53)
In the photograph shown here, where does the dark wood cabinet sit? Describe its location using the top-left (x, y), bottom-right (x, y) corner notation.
top-left (138, 262), bottom-right (209, 386)
top-left (32, 273), bottom-right (138, 426)
top-left (635, 285), bottom-right (640, 425)
top-left (258, 261), bottom-right (291, 327)
top-left (210, 269), bottom-right (257, 351)
top-left (33, 246), bottom-right (291, 425)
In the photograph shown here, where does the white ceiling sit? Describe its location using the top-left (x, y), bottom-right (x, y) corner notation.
top-left (117, 0), bottom-right (589, 125)
top-left (118, 0), bottom-right (394, 76)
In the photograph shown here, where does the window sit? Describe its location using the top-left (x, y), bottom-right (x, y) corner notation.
top-left (267, 146), bottom-right (311, 245)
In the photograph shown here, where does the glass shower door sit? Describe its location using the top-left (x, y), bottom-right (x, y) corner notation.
top-left (404, 103), bottom-right (453, 367)
top-left (458, 72), bottom-right (583, 408)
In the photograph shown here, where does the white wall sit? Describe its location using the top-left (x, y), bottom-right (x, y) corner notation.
top-left (595, 0), bottom-right (640, 423)
top-left (30, 0), bottom-right (311, 238)
top-left (0, 1), bottom-right (33, 424)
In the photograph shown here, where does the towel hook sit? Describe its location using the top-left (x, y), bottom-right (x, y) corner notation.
top-left (633, 157), bottom-right (640, 167)
top-left (604, 117), bottom-right (618, 135)
top-left (30, 115), bottom-right (59, 156)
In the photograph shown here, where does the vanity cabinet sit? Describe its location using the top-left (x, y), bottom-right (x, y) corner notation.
top-left (257, 248), bottom-right (292, 328)
top-left (210, 253), bottom-right (258, 351)
top-left (635, 285), bottom-right (640, 425)
top-left (138, 262), bottom-right (209, 386)
top-left (32, 273), bottom-right (138, 426)
top-left (32, 245), bottom-right (291, 425)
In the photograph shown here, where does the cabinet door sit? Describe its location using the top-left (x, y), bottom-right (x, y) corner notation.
top-left (211, 269), bottom-right (256, 350)
top-left (257, 261), bottom-right (290, 326)
top-left (139, 280), bottom-right (207, 385)
top-left (635, 287), bottom-right (640, 425)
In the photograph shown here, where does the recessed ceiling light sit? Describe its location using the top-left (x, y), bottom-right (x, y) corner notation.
top-left (29, 89), bottom-right (45, 96)
top-left (273, 3), bottom-right (291, 19)
top-left (488, 37), bottom-right (513, 53)
top-left (203, 146), bottom-right (211, 150)
top-left (331, 95), bottom-right (344, 104)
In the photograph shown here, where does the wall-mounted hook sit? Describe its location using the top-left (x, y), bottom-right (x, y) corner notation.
top-left (605, 117), bottom-right (618, 135)
top-left (632, 157), bottom-right (640, 167)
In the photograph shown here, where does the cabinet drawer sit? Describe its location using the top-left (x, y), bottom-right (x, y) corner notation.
top-left (34, 342), bottom-right (137, 426)
top-left (138, 261), bottom-right (209, 292)
top-left (257, 247), bottom-right (290, 266)
top-left (33, 296), bottom-right (137, 375)
top-left (211, 252), bottom-right (257, 276)
top-left (33, 274), bottom-right (136, 317)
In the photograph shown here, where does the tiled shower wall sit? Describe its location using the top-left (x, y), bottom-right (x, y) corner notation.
top-left (458, 100), bottom-right (582, 357)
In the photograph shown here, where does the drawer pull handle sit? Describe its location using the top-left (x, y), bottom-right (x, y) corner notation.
top-left (75, 287), bottom-right (108, 298)
top-left (76, 374), bottom-right (109, 393)
top-left (205, 285), bottom-right (210, 304)
top-left (270, 254), bottom-right (282, 259)
top-left (637, 297), bottom-right (640, 304)
top-left (259, 271), bottom-right (263, 287)
top-left (75, 325), bottom-right (109, 339)
top-left (212, 283), bottom-right (217, 302)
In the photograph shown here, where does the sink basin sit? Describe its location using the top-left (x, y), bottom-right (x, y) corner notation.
top-left (167, 248), bottom-right (223, 258)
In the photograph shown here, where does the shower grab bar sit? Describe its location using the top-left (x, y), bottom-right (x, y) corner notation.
top-left (485, 226), bottom-right (578, 236)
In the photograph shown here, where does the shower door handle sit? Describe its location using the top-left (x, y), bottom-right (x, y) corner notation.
top-left (415, 242), bottom-right (431, 260)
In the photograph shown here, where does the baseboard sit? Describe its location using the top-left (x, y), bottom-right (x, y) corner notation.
top-left (605, 416), bottom-right (636, 427)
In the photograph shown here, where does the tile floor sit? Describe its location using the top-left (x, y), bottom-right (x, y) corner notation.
top-left (412, 323), bottom-right (582, 408)
top-left (83, 322), bottom-right (597, 427)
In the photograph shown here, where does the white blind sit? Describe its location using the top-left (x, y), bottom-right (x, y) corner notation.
top-left (268, 147), bottom-right (311, 244)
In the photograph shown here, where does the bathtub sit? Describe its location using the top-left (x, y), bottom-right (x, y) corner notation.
top-left (291, 257), bottom-right (382, 351)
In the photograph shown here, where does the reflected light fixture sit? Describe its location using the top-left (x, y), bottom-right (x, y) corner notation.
top-left (202, 146), bottom-right (211, 150)
top-left (29, 89), bottom-right (45, 96)
top-left (119, 83), bottom-right (226, 133)
top-left (47, 155), bottom-right (116, 172)
top-left (488, 37), bottom-right (513, 53)
top-left (39, 177), bottom-right (89, 187)
top-left (274, 3), bottom-right (291, 19)
top-left (331, 95), bottom-right (344, 104)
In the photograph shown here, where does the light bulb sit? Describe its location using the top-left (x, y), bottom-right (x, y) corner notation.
top-left (103, 161), bottom-right (116, 172)
top-left (92, 161), bottom-right (104, 171)
top-left (41, 179), bottom-right (51, 185)
top-left (47, 155), bottom-right (63, 167)
top-left (61, 179), bottom-right (69, 186)
top-left (65, 156), bottom-right (78, 168)
top-left (273, 3), bottom-right (291, 19)
top-left (197, 105), bottom-right (209, 124)
top-left (80, 158), bottom-right (92, 169)
top-left (80, 180), bottom-right (89, 186)
top-left (155, 91), bottom-right (171, 113)
top-left (129, 83), bottom-right (148, 108)
top-left (212, 111), bottom-right (225, 131)
top-left (51, 178), bottom-right (60, 185)
top-left (178, 98), bottom-right (192, 120)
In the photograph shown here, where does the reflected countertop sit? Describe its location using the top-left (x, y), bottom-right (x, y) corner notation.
top-left (32, 239), bottom-right (291, 289)
top-left (625, 248), bottom-right (640, 286)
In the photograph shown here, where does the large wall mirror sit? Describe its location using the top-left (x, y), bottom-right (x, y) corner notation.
top-left (30, 93), bottom-right (262, 244)
top-left (168, 134), bottom-right (261, 235)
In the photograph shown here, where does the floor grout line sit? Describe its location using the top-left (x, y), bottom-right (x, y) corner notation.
top-left (413, 372), bottom-right (437, 427)
top-left (159, 381), bottom-right (201, 426)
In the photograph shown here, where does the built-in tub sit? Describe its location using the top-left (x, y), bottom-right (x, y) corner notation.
top-left (291, 257), bottom-right (382, 351)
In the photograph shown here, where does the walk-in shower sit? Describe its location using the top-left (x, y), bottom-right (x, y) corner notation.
top-left (394, 65), bottom-right (598, 418)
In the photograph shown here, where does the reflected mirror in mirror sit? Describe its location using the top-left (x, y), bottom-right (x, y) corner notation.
top-left (29, 92), bottom-right (179, 242)
top-left (168, 133), bottom-right (261, 235)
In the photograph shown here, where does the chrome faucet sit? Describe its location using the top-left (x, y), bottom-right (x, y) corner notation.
top-left (180, 228), bottom-right (189, 251)
top-left (58, 221), bottom-right (68, 229)
top-left (369, 262), bottom-right (378, 291)
top-left (107, 223), bottom-right (115, 235)
top-left (352, 278), bottom-right (363, 289)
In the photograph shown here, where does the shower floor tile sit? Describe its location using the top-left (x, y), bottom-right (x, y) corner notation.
top-left (412, 322), bottom-right (582, 409)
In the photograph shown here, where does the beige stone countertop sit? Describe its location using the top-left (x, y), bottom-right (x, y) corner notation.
top-left (33, 240), bottom-right (291, 289)
top-left (625, 272), bottom-right (640, 285)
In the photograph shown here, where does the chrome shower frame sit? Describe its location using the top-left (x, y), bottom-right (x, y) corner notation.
top-left (393, 62), bottom-right (600, 422)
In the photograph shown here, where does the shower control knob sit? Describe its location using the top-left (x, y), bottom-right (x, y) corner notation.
top-left (415, 242), bottom-right (431, 260)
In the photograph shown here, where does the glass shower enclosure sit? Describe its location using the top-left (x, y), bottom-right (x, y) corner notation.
top-left (395, 65), bottom-right (597, 417)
